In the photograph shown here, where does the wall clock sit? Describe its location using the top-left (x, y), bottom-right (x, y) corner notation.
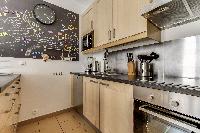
top-left (33, 4), bottom-right (56, 25)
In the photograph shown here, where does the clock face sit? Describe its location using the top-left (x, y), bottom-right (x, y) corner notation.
top-left (33, 4), bottom-right (56, 25)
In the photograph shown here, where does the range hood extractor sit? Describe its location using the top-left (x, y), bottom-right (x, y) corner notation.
top-left (141, 0), bottom-right (200, 30)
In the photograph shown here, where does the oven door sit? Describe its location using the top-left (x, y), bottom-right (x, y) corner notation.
top-left (134, 103), bottom-right (200, 133)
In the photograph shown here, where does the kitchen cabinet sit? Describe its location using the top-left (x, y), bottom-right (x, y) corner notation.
top-left (83, 76), bottom-right (133, 132)
top-left (94, 0), bottom-right (113, 47)
top-left (0, 78), bottom-right (21, 133)
top-left (83, 77), bottom-right (100, 129)
top-left (99, 80), bottom-right (133, 133)
top-left (112, 0), bottom-right (148, 41)
top-left (81, 0), bottom-right (161, 54)
top-left (81, 6), bottom-right (95, 36)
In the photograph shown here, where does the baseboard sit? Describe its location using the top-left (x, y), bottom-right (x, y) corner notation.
top-left (18, 107), bottom-right (73, 127)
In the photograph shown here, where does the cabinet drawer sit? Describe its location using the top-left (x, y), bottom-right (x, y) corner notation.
top-left (0, 95), bottom-right (15, 114)
top-left (0, 125), bottom-right (16, 133)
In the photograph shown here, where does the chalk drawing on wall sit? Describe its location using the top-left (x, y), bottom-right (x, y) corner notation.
top-left (0, 0), bottom-right (79, 61)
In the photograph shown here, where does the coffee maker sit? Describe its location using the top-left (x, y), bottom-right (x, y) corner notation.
top-left (138, 52), bottom-right (159, 79)
top-left (85, 57), bottom-right (100, 74)
top-left (85, 57), bottom-right (94, 74)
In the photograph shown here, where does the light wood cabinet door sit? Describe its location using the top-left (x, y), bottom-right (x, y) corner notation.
top-left (100, 81), bottom-right (133, 133)
top-left (83, 77), bottom-right (100, 129)
top-left (94, 0), bottom-right (113, 47)
top-left (112, 0), bottom-right (149, 41)
top-left (81, 7), bottom-right (95, 36)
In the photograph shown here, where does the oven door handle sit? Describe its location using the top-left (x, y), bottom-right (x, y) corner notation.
top-left (139, 106), bottom-right (200, 133)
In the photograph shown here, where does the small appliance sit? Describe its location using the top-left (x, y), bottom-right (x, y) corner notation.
top-left (92, 61), bottom-right (100, 73)
top-left (85, 57), bottom-right (94, 74)
top-left (138, 52), bottom-right (159, 78)
top-left (82, 31), bottom-right (94, 51)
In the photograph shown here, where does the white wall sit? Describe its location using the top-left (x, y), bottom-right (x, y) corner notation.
top-left (0, 54), bottom-right (86, 122)
top-left (43, 0), bottom-right (96, 14)
top-left (162, 20), bottom-right (200, 42)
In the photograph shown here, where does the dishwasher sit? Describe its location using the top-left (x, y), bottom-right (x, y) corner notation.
top-left (71, 74), bottom-right (83, 114)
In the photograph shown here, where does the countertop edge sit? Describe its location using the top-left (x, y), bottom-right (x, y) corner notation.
top-left (70, 72), bottom-right (200, 97)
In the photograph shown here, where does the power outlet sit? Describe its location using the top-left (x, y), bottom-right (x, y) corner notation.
top-left (32, 109), bottom-right (38, 115)
top-left (19, 61), bottom-right (26, 66)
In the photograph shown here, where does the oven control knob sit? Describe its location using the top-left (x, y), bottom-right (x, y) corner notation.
top-left (149, 95), bottom-right (154, 100)
top-left (171, 101), bottom-right (179, 107)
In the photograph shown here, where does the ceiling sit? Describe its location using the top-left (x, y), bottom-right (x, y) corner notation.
top-left (43, 0), bottom-right (95, 14)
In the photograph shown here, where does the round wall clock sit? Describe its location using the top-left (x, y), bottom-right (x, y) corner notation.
top-left (33, 4), bottom-right (56, 25)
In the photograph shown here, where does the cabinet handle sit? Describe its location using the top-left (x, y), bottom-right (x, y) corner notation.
top-left (100, 82), bottom-right (109, 87)
top-left (91, 20), bottom-right (93, 30)
top-left (108, 30), bottom-right (110, 40)
top-left (84, 84), bottom-right (86, 103)
top-left (4, 93), bottom-right (10, 96)
top-left (15, 91), bottom-right (20, 95)
top-left (90, 80), bottom-right (98, 84)
top-left (113, 28), bottom-right (116, 39)
top-left (15, 104), bottom-right (21, 115)
top-left (108, 30), bottom-right (111, 40)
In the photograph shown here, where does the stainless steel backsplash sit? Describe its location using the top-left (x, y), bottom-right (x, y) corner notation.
top-left (108, 35), bottom-right (200, 79)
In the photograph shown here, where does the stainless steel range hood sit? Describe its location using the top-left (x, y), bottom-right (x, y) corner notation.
top-left (141, 0), bottom-right (200, 30)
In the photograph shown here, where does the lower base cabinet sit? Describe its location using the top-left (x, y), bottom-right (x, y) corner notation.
top-left (0, 77), bottom-right (21, 133)
top-left (100, 80), bottom-right (133, 133)
top-left (83, 77), bottom-right (133, 133)
top-left (83, 77), bottom-right (100, 129)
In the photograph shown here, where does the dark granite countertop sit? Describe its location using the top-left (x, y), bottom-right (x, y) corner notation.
top-left (70, 72), bottom-right (200, 97)
top-left (0, 74), bottom-right (21, 93)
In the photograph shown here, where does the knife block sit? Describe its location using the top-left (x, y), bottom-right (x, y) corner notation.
top-left (127, 61), bottom-right (136, 76)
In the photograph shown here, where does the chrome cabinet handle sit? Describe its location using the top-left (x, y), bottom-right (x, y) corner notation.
top-left (15, 104), bottom-right (21, 115)
top-left (15, 91), bottom-right (20, 95)
top-left (113, 28), bottom-right (116, 39)
top-left (90, 80), bottom-right (98, 84)
top-left (99, 82), bottom-right (109, 87)
top-left (4, 93), bottom-right (10, 96)
top-left (84, 84), bottom-right (86, 103)
top-left (91, 20), bottom-right (93, 30)
top-left (108, 30), bottom-right (111, 40)
top-left (108, 30), bottom-right (110, 40)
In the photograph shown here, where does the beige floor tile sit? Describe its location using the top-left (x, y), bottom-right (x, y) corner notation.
top-left (17, 121), bottom-right (40, 133)
top-left (56, 111), bottom-right (96, 133)
top-left (17, 110), bottom-right (96, 133)
top-left (37, 117), bottom-right (62, 133)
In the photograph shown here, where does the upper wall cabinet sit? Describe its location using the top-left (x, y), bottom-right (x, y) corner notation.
top-left (112, 0), bottom-right (148, 41)
top-left (81, 0), bottom-right (161, 54)
top-left (94, 0), bottom-right (113, 47)
top-left (81, 7), bottom-right (95, 36)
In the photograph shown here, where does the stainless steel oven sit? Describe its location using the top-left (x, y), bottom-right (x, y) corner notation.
top-left (133, 86), bottom-right (200, 133)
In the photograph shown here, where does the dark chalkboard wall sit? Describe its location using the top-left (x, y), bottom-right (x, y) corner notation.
top-left (0, 0), bottom-right (79, 61)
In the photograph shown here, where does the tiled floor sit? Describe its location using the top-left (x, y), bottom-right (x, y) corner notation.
top-left (17, 110), bottom-right (96, 133)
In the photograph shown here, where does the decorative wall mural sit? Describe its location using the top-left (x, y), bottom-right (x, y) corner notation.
top-left (0, 0), bottom-right (79, 61)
